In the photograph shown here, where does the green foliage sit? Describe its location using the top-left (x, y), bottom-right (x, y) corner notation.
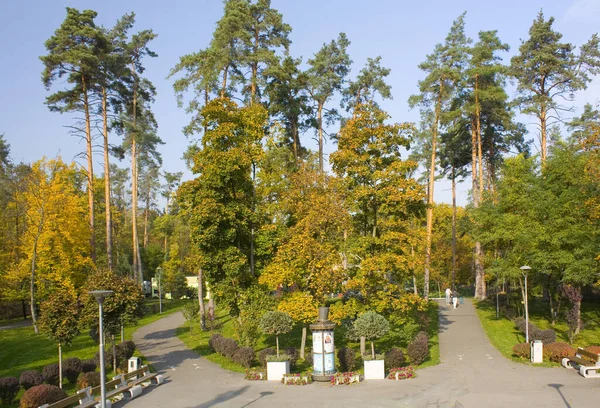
top-left (61, 357), bottom-right (82, 384)
top-left (352, 311), bottom-right (389, 341)
top-left (259, 311), bottom-right (293, 337)
top-left (38, 289), bottom-right (80, 348)
top-left (0, 376), bottom-right (19, 405)
top-left (182, 301), bottom-right (200, 333)
top-left (19, 370), bottom-right (43, 390)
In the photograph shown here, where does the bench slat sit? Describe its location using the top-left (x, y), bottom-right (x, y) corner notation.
top-left (577, 349), bottom-right (600, 362)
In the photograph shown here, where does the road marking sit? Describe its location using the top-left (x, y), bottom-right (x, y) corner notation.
top-left (458, 354), bottom-right (463, 360)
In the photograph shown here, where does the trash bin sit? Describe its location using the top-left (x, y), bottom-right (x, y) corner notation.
top-left (128, 357), bottom-right (142, 372)
top-left (530, 340), bottom-right (543, 363)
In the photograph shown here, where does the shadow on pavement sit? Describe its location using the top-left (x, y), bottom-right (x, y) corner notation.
top-left (240, 391), bottom-right (274, 408)
top-left (548, 384), bottom-right (572, 408)
top-left (192, 385), bottom-right (249, 408)
top-left (145, 329), bottom-right (177, 340)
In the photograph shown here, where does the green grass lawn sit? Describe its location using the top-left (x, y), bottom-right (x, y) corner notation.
top-left (177, 300), bottom-right (440, 374)
top-left (475, 298), bottom-right (600, 367)
top-left (0, 298), bottom-right (185, 379)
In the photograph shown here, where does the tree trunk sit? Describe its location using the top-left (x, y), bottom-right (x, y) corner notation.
top-left (276, 336), bottom-right (280, 358)
top-left (475, 76), bottom-right (484, 198)
top-left (540, 106), bottom-right (547, 163)
top-left (451, 165), bottom-right (457, 290)
top-left (30, 220), bottom-right (43, 334)
top-left (112, 334), bottom-right (117, 375)
top-left (360, 336), bottom-right (366, 356)
top-left (300, 326), bottom-right (307, 360)
top-left (198, 268), bottom-right (206, 331)
top-left (472, 116), bottom-right (485, 300)
top-left (318, 103), bottom-right (324, 173)
top-left (82, 76), bottom-right (96, 262)
top-left (58, 343), bottom-right (62, 389)
top-left (221, 63), bottom-right (229, 99)
top-left (102, 87), bottom-right (113, 271)
top-left (371, 341), bottom-right (375, 360)
top-left (424, 86), bottom-right (443, 300)
top-left (131, 64), bottom-right (142, 283)
top-left (575, 298), bottom-right (582, 335)
top-left (413, 275), bottom-right (418, 295)
top-left (143, 192), bottom-right (150, 249)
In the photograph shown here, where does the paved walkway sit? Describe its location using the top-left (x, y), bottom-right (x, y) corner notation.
top-left (116, 299), bottom-right (599, 408)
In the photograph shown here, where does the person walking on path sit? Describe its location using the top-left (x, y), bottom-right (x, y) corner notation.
top-left (452, 290), bottom-right (459, 309)
top-left (445, 287), bottom-right (452, 304)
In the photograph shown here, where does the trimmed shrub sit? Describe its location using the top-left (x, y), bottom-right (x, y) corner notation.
top-left (0, 377), bottom-right (19, 405)
top-left (537, 329), bottom-right (556, 344)
top-left (20, 370), bottom-right (43, 390)
top-left (352, 311), bottom-right (389, 360)
top-left (407, 334), bottom-right (429, 366)
top-left (285, 347), bottom-right (299, 369)
top-left (117, 341), bottom-right (136, 361)
top-left (233, 347), bottom-right (255, 368)
top-left (81, 359), bottom-right (97, 373)
top-left (337, 347), bottom-right (356, 372)
top-left (76, 372), bottom-right (101, 389)
top-left (304, 350), bottom-right (313, 366)
top-left (220, 338), bottom-right (239, 359)
top-left (544, 342), bottom-right (576, 363)
top-left (584, 345), bottom-right (600, 355)
top-left (208, 334), bottom-right (224, 353)
top-left (42, 364), bottom-right (60, 386)
top-left (514, 317), bottom-right (556, 344)
top-left (385, 348), bottom-right (406, 371)
top-left (62, 357), bottom-right (82, 384)
top-left (258, 347), bottom-right (276, 367)
top-left (512, 343), bottom-right (530, 359)
top-left (20, 384), bottom-right (66, 408)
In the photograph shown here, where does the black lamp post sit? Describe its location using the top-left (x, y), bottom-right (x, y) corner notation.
top-left (89, 290), bottom-right (113, 408)
top-left (520, 265), bottom-right (531, 343)
top-left (156, 267), bottom-right (163, 314)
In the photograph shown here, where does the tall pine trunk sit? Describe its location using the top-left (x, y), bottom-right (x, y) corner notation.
top-left (102, 87), bottom-right (113, 271)
top-left (423, 87), bottom-right (443, 300)
top-left (317, 103), bottom-right (324, 173)
top-left (82, 76), bottom-right (96, 262)
top-left (131, 64), bottom-right (142, 283)
top-left (473, 83), bottom-right (486, 300)
top-left (451, 165), bottom-right (457, 289)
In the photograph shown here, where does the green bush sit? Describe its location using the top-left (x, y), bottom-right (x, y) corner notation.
top-left (219, 338), bottom-right (240, 359)
top-left (0, 377), bottom-right (19, 405)
top-left (337, 347), bottom-right (355, 372)
top-left (385, 348), bottom-right (406, 370)
top-left (76, 372), bottom-right (101, 389)
top-left (285, 347), bottom-right (299, 369)
top-left (233, 347), bottom-right (255, 368)
top-left (62, 357), bottom-right (82, 384)
top-left (353, 311), bottom-right (389, 359)
top-left (259, 311), bottom-right (293, 357)
top-left (20, 370), bottom-right (43, 390)
top-left (42, 364), bottom-right (60, 386)
top-left (81, 359), bottom-right (97, 373)
top-left (20, 384), bottom-right (67, 408)
top-left (208, 334), bottom-right (224, 352)
top-left (118, 340), bottom-right (136, 361)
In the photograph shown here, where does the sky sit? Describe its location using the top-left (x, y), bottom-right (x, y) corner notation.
top-left (1, 0), bottom-right (599, 207)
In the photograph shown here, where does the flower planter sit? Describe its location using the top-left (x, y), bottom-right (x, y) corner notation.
top-left (267, 361), bottom-right (290, 381)
top-left (244, 369), bottom-right (267, 381)
top-left (281, 374), bottom-right (311, 385)
top-left (364, 359), bottom-right (385, 379)
top-left (331, 372), bottom-right (361, 385)
top-left (387, 366), bottom-right (416, 380)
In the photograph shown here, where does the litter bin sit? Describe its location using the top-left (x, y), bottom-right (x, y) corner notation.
top-left (128, 357), bottom-right (142, 372)
top-left (530, 340), bottom-right (543, 363)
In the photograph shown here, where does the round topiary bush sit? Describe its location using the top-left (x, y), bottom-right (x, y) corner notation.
top-left (337, 347), bottom-right (356, 372)
top-left (259, 311), bottom-right (293, 358)
top-left (258, 347), bottom-right (276, 367)
top-left (118, 340), bottom-right (136, 361)
top-left (42, 364), bottom-right (60, 386)
top-left (544, 342), bottom-right (576, 362)
top-left (208, 334), bottom-right (224, 353)
top-left (19, 370), bottom-right (43, 390)
top-left (62, 357), bottom-right (82, 384)
top-left (584, 345), bottom-right (600, 355)
top-left (385, 348), bottom-right (406, 371)
top-left (219, 338), bottom-right (240, 359)
top-left (233, 347), bottom-right (255, 368)
top-left (512, 343), bottom-right (530, 359)
top-left (76, 372), bottom-right (101, 389)
top-left (81, 359), bottom-right (97, 373)
top-left (352, 311), bottom-right (389, 359)
top-left (407, 333), bottom-right (429, 365)
top-left (0, 377), bottom-right (20, 405)
top-left (20, 384), bottom-right (67, 408)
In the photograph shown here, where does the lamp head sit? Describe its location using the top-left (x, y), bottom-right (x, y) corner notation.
top-left (520, 265), bottom-right (531, 271)
top-left (89, 290), bottom-right (114, 305)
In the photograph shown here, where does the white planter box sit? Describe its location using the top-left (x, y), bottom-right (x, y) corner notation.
top-left (267, 361), bottom-right (290, 381)
top-left (364, 359), bottom-right (385, 380)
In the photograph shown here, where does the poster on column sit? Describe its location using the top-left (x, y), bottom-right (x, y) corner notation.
top-left (323, 330), bottom-right (334, 353)
top-left (312, 332), bottom-right (322, 353)
top-left (313, 353), bottom-right (323, 374)
top-left (324, 353), bottom-right (335, 374)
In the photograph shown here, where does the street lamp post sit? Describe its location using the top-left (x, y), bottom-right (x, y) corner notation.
top-left (520, 266), bottom-right (531, 343)
top-left (156, 267), bottom-right (163, 314)
top-left (89, 290), bottom-right (114, 408)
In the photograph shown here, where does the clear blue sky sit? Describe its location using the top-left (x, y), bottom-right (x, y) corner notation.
top-left (1, 0), bottom-right (599, 206)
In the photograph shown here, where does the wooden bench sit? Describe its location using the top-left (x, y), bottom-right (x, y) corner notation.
top-left (123, 365), bottom-right (164, 388)
top-left (562, 348), bottom-right (600, 378)
top-left (39, 387), bottom-right (93, 408)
